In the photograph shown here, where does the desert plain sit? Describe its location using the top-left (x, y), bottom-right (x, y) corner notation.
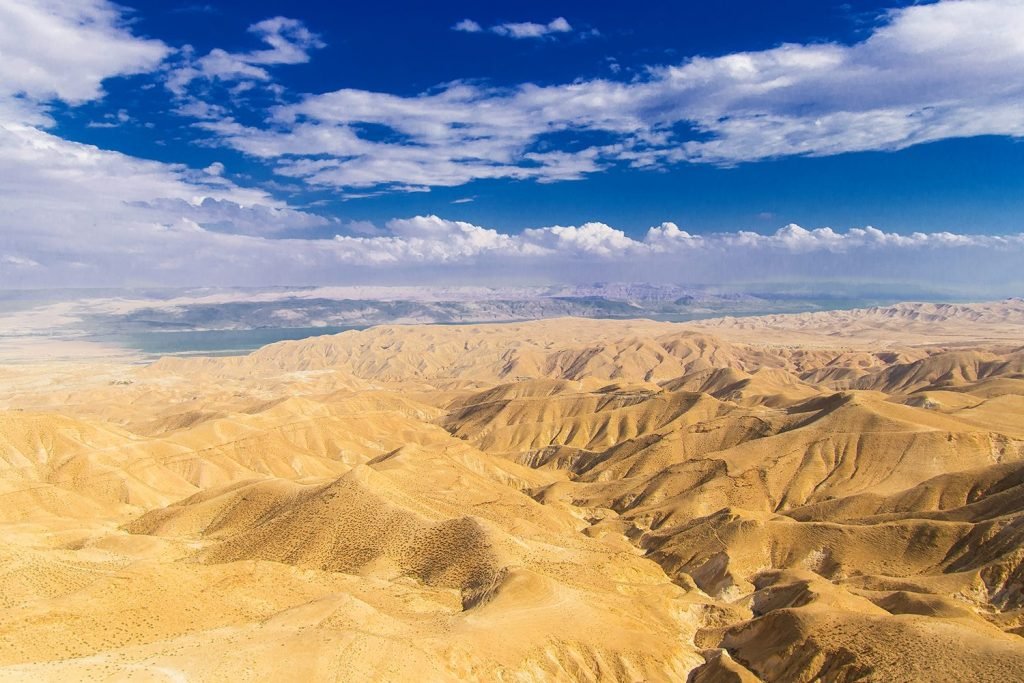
top-left (1, 300), bottom-right (1023, 681)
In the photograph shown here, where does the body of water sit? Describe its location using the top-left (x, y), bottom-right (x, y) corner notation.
top-left (98, 298), bottom-right (900, 357)
top-left (102, 326), bottom-right (366, 357)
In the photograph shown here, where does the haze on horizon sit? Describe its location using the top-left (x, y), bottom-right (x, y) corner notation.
top-left (1, 0), bottom-right (1022, 296)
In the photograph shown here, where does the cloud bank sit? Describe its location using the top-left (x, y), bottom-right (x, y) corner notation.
top-left (3, 205), bottom-right (1022, 294)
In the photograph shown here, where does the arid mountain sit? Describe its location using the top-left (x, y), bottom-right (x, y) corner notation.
top-left (0, 300), bottom-right (1022, 680)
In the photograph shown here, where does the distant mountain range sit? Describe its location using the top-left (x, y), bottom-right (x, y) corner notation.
top-left (63, 283), bottom-right (939, 333)
top-left (0, 283), bottom-right (972, 361)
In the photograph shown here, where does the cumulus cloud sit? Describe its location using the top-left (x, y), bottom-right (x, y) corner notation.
top-left (453, 17), bottom-right (573, 39)
top-left (193, 0), bottom-right (1024, 192)
top-left (521, 223), bottom-right (640, 257)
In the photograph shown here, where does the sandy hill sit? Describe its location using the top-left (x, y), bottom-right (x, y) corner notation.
top-left (0, 300), bottom-right (1022, 680)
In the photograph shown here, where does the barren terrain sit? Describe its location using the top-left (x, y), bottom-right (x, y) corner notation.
top-left (1, 300), bottom-right (1023, 681)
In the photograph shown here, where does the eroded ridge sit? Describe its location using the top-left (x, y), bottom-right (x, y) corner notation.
top-left (0, 302), bottom-right (1023, 681)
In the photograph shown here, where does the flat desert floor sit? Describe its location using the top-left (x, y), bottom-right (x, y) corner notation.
top-left (1, 300), bottom-right (1023, 681)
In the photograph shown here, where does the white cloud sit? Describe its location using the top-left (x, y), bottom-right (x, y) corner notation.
top-left (166, 16), bottom-right (323, 95)
top-left (4, 181), bottom-right (1021, 291)
top-left (245, 17), bottom-right (324, 65)
top-left (1, 254), bottom-right (40, 268)
top-left (643, 0), bottom-right (1024, 163)
top-left (0, 121), bottom-right (336, 272)
top-left (0, 0), bottom-right (1021, 295)
top-left (492, 17), bottom-right (573, 39)
top-left (547, 18), bottom-right (572, 33)
top-left (328, 215), bottom-right (535, 264)
top-left (0, 4), bottom-right (313, 286)
top-left (0, 7), bottom-right (336, 276)
top-left (173, 98), bottom-right (229, 120)
top-left (0, 0), bottom-right (165, 132)
top-left (453, 17), bottom-right (573, 39)
top-left (197, 81), bottom-right (628, 189)
top-left (194, 0), bottom-right (1024, 191)
top-left (0, 0), bottom-right (167, 117)
top-left (129, 197), bottom-right (335, 235)
top-left (521, 222), bottom-right (640, 257)
top-left (452, 19), bottom-right (483, 33)
top-left (0, 3), bottom-right (338, 276)
top-left (86, 108), bottom-right (133, 129)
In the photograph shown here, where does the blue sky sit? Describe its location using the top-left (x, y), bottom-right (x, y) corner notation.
top-left (1, 0), bottom-right (1022, 291)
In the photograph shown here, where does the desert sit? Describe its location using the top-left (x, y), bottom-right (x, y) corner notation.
top-left (6, 0), bottom-right (1024, 679)
top-left (0, 300), bottom-right (1022, 681)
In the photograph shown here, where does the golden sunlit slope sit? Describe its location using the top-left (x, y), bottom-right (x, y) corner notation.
top-left (0, 300), bottom-right (1023, 680)
top-left (687, 298), bottom-right (1024, 346)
